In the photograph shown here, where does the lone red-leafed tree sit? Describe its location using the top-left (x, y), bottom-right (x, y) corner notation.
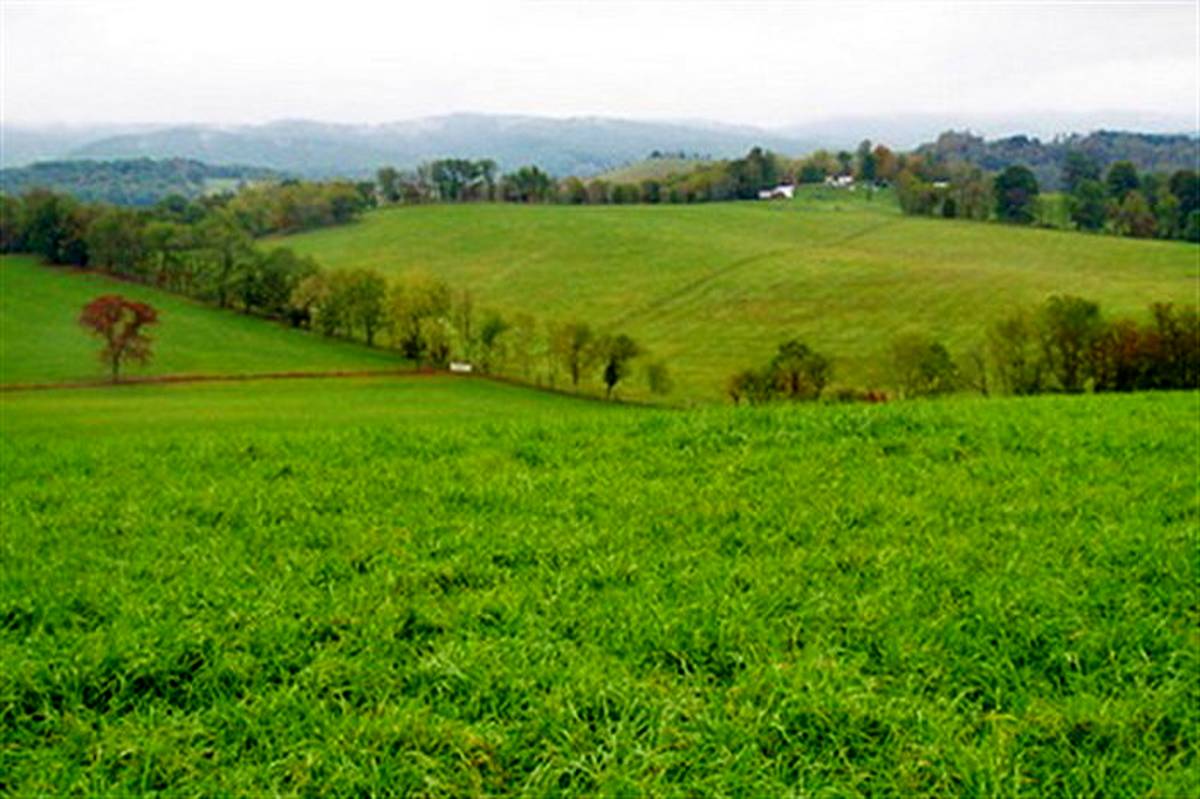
top-left (79, 295), bottom-right (159, 382)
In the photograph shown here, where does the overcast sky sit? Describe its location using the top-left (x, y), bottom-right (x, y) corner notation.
top-left (2, 0), bottom-right (1197, 128)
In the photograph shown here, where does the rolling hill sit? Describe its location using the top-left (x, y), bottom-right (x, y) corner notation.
top-left (0, 256), bottom-right (403, 385)
top-left (277, 190), bottom-right (1199, 401)
top-left (50, 115), bottom-right (817, 178)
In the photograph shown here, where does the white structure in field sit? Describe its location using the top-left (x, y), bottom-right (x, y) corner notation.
top-left (757, 184), bottom-right (795, 200)
top-left (449, 361), bottom-right (473, 374)
top-left (825, 175), bottom-right (855, 188)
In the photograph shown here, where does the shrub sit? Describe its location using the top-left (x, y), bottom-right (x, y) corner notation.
top-left (889, 332), bottom-right (959, 398)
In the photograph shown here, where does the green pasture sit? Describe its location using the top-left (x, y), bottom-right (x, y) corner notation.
top-left (0, 255), bottom-right (402, 385)
top-left (0, 375), bottom-right (617, 436)
top-left (2, 385), bottom-right (1196, 795)
top-left (280, 193), bottom-right (1198, 400)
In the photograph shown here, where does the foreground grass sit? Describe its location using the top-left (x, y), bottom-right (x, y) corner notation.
top-left (0, 255), bottom-right (403, 385)
top-left (2, 383), bottom-right (1196, 795)
top-left (280, 193), bottom-right (1199, 401)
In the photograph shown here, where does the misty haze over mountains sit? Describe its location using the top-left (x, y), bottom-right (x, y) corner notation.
top-left (3, 111), bottom-right (1194, 178)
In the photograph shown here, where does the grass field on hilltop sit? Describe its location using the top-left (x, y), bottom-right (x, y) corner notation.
top-left (280, 192), bottom-right (1199, 400)
top-left (0, 255), bottom-right (403, 385)
top-left (597, 157), bottom-right (712, 183)
top-left (2, 383), bottom-right (1196, 795)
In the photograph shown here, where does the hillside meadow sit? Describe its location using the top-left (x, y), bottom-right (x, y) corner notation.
top-left (279, 193), bottom-right (1199, 401)
top-left (2, 379), bottom-right (1196, 796)
top-left (0, 255), bottom-right (403, 385)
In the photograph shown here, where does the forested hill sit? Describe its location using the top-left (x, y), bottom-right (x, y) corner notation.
top-left (0, 158), bottom-right (280, 205)
top-left (917, 130), bottom-right (1199, 190)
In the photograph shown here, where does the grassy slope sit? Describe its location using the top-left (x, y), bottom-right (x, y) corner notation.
top-left (597, 157), bottom-right (711, 183)
top-left (0, 255), bottom-right (403, 384)
top-left (280, 192), bottom-right (1198, 400)
top-left (2, 385), bottom-right (1196, 795)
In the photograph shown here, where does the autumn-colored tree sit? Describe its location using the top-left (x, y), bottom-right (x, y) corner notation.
top-left (79, 295), bottom-right (159, 382)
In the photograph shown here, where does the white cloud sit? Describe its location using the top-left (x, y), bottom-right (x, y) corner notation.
top-left (2, 0), bottom-right (1196, 126)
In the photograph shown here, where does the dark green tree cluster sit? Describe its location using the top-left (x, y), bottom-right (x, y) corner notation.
top-left (895, 149), bottom-right (1198, 241)
top-left (895, 164), bottom-right (993, 220)
top-left (1, 180), bottom-right (370, 317)
top-left (225, 180), bottom-right (372, 235)
top-left (1065, 157), bottom-right (1198, 241)
top-left (376, 159), bottom-right (542, 204)
top-left (727, 340), bottom-right (833, 404)
top-left (0, 158), bottom-right (278, 206)
top-left (915, 129), bottom-right (1198, 191)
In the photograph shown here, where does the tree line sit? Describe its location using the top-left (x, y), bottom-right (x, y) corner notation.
top-left (896, 153), bottom-right (1199, 242)
top-left (1, 181), bottom-right (373, 309)
top-left (0, 158), bottom-right (280, 206)
top-left (292, 268), bottom-right (669, 398)
top-left (727, 297), bottom-right (1199, 404)
top-left (372, 148), bottom-right (798, 206)
top-left (914, 130), bottom-right (1199, 192)
top-left (371, 142), bottom-right (916, 207)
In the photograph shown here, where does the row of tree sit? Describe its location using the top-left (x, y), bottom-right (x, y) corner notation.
top-left (981, 297), bottom-right (1198, 395)
top-left (1, 188), bottom-right (325, 313)
top-left (373, 149), bottom-right (793, 207)
top-left (2, 179), bottom-right (371, 258)
top-left (897, 154), bottom-right (1199, 241)
top-left (727, 297), bottom-right (1198, 404)
top-left (291, 267), bottom-right (670, 398)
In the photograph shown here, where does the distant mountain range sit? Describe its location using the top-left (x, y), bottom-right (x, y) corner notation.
top-left (6, 111), bottom-right (1191, 179)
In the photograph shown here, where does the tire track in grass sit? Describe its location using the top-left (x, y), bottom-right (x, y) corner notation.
top-left (606, 217), bottom-right (904, 329)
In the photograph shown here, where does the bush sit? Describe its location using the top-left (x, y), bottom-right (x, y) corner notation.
top-left (728, 340), bottom-right (833, 404)
top-left (767, 340), bottom-right (832, 400)
top-left (889, 332), bottom-right (958, 398)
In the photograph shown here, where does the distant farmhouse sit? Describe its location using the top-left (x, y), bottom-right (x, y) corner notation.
top-left (757, 184), bottom-right (795, 200)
